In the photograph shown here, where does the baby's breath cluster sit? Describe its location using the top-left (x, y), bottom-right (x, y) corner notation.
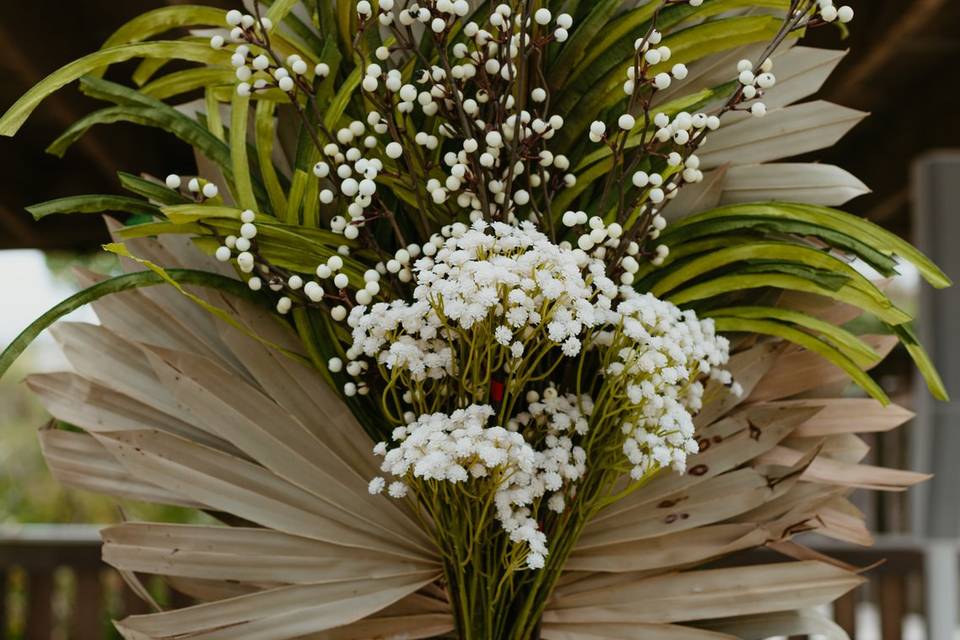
top-left (372, 392), bottom-right (592, 570)
top-left (599, 289), bottom-right (735, 478)
top-left (353, 219), bottom-right (731, 569)
top-left (509, 388), bottom-right (591, 515)
top-left (347, 221), bottom-right (613, 402)
top-left (371, 404), bottom-right (552, 569)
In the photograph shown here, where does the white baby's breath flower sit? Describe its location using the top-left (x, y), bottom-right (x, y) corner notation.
top-left (368, 477), bottom-right (385, 495)
top-left (373, 404), bottom-right (560, 569)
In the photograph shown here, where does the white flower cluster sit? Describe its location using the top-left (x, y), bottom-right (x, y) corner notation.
top-left (370, 404), bottom-right (551, 569)
top-left (351, 218), bottom-right (732, 482)
top-left (600, 289), bottom-right (733, 479)
top-left (509, 388), bottom-right (592, 515)
top-left (347, 220), bottom-right (617, 381)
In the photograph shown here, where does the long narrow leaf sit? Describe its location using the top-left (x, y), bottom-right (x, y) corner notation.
top-left (648, 242), bottom-right (886, 301)
top-left (255, 100), bottom-right (289, 214)
top-left (98, 6), bottom-right (227, 50)
top-left (230, 93), bottom-right (258, 211)
top-left (891, 324), bottom-right (949, 401)
top-left (670, 272), bottom-right (911, 326)
top-left (0, 42), bottom-right (228, 136)
top-left (670, 203), bottom-right (951, 288)
top-left (706, 306), bottom-right (880, 369)
top-left (118, 172), bottom-right (191, 206)
top-left (27, 195), bottom-right (157, 220)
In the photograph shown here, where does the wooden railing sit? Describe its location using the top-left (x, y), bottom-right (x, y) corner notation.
top-left (794, 539), bottom-right (928, 640)
top-left (0, 526), bottom-right (953, 639)
top-left (0, 525), bottom-right (179, 639)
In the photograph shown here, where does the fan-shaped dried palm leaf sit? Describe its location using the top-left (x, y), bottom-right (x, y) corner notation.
top-left (20, 224), bottom-right (917, 639)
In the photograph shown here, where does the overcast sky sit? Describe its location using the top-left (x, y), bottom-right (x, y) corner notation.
top-left (0, 250), bottom-right (96, 369)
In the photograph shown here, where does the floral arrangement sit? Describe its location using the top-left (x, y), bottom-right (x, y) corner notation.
top-left (0, 0), bottom-right (950, 638)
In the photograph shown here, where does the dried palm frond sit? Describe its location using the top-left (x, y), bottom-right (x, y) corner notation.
top-left (22, 225), bottom-right (919, 639)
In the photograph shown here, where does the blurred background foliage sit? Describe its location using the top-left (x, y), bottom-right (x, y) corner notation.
top-left (0, 353), bottom-right (199, 525)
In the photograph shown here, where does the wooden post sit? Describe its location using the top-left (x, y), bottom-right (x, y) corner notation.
top-left (911, 153), bottom-right (960, 637)
top-left (833, 590), bottom-right (857, 637)
top-left (124, 583), bottom-right (151, 617)
top-left (25, 570), bottom-right (54, 640)
top-left (878, 573), bottom-right (905, 640)
top-left (0, 570), bottom-right (7, 639)
top-left (73, 568), bottom-right (103, 640)
top-left (924, 542), bottom-right (959, 640)
top-left (912, 152), bottom-right (960, 536)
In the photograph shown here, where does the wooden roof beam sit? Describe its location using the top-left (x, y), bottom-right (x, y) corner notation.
top-left (0, 23), bottom-right (118, 184)
top-left (831, 0), bottom-right (948, 104)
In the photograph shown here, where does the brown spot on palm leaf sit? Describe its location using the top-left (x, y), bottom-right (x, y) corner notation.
top-left (594, 406), bottom-right (814, 527)
top-left (578, 468), bottom-right (798, 549)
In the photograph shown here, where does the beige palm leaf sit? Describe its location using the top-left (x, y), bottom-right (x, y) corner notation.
top-left (662, 43), bottom-right (869, 216)
top-left (24, 219), bottom-right (924, 639)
